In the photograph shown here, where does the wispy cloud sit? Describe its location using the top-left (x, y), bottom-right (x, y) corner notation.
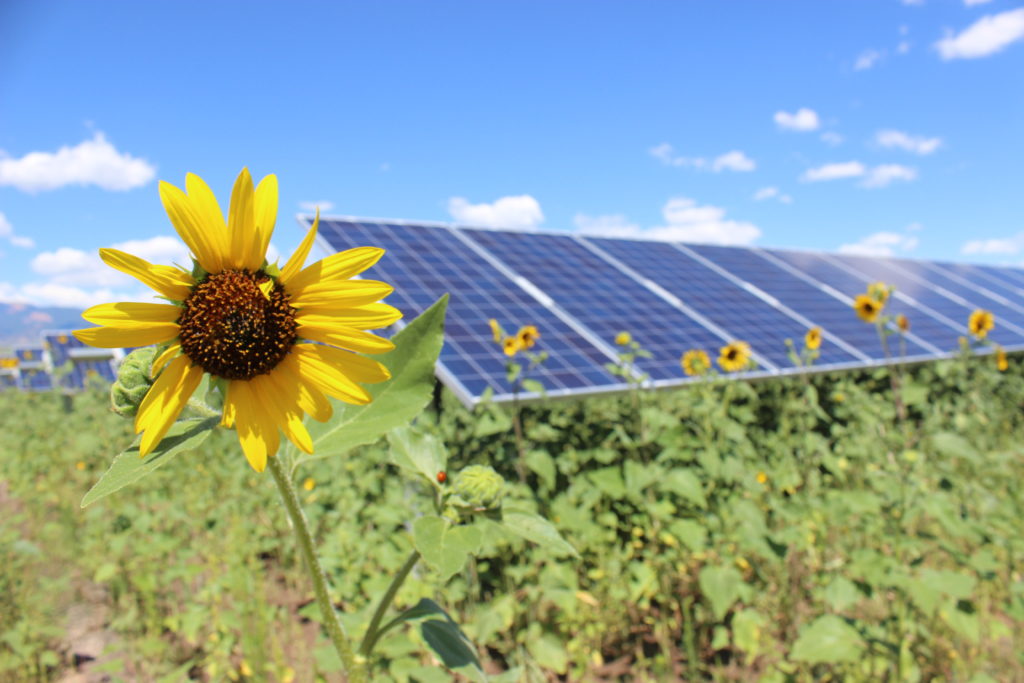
top-left (876, 129), bottom-right (942, 155)
top-left (0, 212), bottom-right (34, 249)
top-left (801, 161), bottom-right (866, 182)
top-left (575, 198), bottom-right (761, 246)
top-left (801, 162), bottom-right (916, 188)
top-left (752, 187), bottom-right (793, 203)
top-left (774, 108), bottom-right (820, 132)
top-left (861, 164), bottom-right (917, 188)
top-left (299, 200), bottom-right (335, 212)
top-left (649, 144), bottom-right (756, 172)
top-left (820, 131), bottom-right (844, 146)
top-left (962, 233), bottom-right (1024, 255)
top-left (448, 194), bottom-right (544, 229)
top-left (839, 231), bottom-right (919, 257)
top-left (935, 8), bottom-right (1024, 60)
top-left (854, 49), bottom-right (884, 71)
top-left (0, 132), bottom-right (156, 193)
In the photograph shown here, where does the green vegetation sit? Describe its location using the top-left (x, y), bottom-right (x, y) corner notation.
top-left (2, 342), bottom-right (1023, 681)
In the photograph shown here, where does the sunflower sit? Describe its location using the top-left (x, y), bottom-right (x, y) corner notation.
top-left (968, 309), bottom-right (994, 339)
top-left (804, 326), bottom-right (822, 351)
top-left (488, 318), bottom-right (502, 343)
top-left (895, 313), bottom-right (910, 333)
top-left (867, 281), bottom-right (889, 305)
top-left (74, 169), bottom-right (401, 472)
top-left (681, 349), bottom-right (710, 377)
top-left (615, 331), bottom-right (632, 346)
top-left (502, 336), bottom-right (521, 357)
top-left (854, 294), bottom-right (881, 323)
top-left (516, 325), bottom-right (540, 350)
top-left (996, 346), bottom-right (1008, 372)
top-left (718, 342), bottom-right (751, 373)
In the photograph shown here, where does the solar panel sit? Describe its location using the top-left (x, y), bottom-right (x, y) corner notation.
top-left (462, 228), bottom-right (732, 381)
top-left (686, 245), bottom-right (935, 360)
top-left (14, 347), bottom-right (45, 367)
top-left (928, 262), bottom-right (1024, 305)
top-left (0, 373), bottom-right (17, 391)
top-left (44, 331), bottom-right (118, 389)
top-left (592, 237), bottom-right (863, 368)
top-left (824, 253), bottom-right (1024, 349)
top-left (20, 368), bottom-right (53, 391)
top-left (313, 219), bottom-right (627, 402)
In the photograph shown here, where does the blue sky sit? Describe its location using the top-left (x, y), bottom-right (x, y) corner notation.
top-left (1, 0), bottom-right (1022, 308)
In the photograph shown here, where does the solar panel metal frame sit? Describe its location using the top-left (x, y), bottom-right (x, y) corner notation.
top-left (298, 214), bottom-right (1016, 407)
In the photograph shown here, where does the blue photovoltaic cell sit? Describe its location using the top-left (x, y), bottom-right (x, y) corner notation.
top-left (929, 262), bottom-right (1024, 305)
top-left (21, 369), bottom-right (52, 391)
top-left (827, 254), bottom-right (1024, 348)
top-left (463, 229), bottom-right (726, 380)
top-left (14, 347), bottom-right (44, 364)
top-left (44, 332), bottom-right (117, 389)
top-left (0, 374), bottom-right (17, 390)
top-left (766, 249), bottom-right (967, 353)
top-left (595, 238), bottom-right (861, 368)
top-left (314, 219), bottom-right (619, 398)
top-left (688, 245), bottom-right (932, 359)
top-left (971, 264), bottom-right (1024, 298)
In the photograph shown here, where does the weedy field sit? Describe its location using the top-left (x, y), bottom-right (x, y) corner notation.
top-left (1, 337), bottom-right (1022, 682)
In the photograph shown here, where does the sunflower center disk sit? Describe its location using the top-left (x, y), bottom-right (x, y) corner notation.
top-left (178, 270), bottom-right (298, 380)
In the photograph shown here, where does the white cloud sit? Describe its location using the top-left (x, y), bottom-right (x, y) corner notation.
top-left (31, 235), bottom-right (189, 288)
top-left (902, 0), bottom-right (924, 5)
top-left (965, 0), bottom-right (994, 6)
top-left (854, 49), bottom-right (884, 70)
top-left (876, 129), bottom-right (943, 155)
top-left (897, 41), bottom-right (912, 54)
top-left (801, 161), bottom-right (866, 182)
top-left (711, 150), bottom-right (756, 172)
top-left (299, 200), bottom-right (334, 212)
top-left (752, 186), bottom-right (793, 203)
top-left (861, 164), bottom-right (918, 188)
top-left (0, 132), bottom-right (156, 193)
top-left (573, 213), bottom-right (641, 238)
top-left (0, 212), bottom-right (35, 249)
top-left (839, 231), bottom-right (920, 257)
top-left (962, 233), bottom-right (1024, 255)
top-left (448, 195), bottom-right (544, 229)
top-left (650, 143), bottom-right (754, 172)
top-left (820, 131), bottom-right (844, 146)
top-left (936, 8), bottom-right (1024, 60)
top-left (774, 108), bottom-right (820, 132)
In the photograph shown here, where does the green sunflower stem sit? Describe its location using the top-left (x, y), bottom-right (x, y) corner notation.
top-left (358, 549), bottom-right (421, 658)
top-left (268, 455), bottom-right (366, 681)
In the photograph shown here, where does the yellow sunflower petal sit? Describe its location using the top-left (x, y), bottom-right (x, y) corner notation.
top-left (292, 302), bottom-right (403, 329)
top-left (291, 280), bottom-right (395, 309)
top-left (291, 349), bottom-right (373, 405)
top-left (135, 354), bottom-right (191, 434)
top-left (139, 361), bottom-right (203, 457)
top-left (82, 302), bottom-right (181, 327)
top-left (227, 168), bottom-right (259, 270)
top-left (252, 173), bottom-right (278, 269)
top-left (185, 173), bottom-right (229, 272)
top-left (280, 209), bottom-right (319, 284)
top-left (286, 247), bottom-right (386, 294)
top-left (99, 248), bottom-right (193, 301)
top-left (277, 354), bottom-right (333, 422)
top-left (159, 181), bottom-right (220, 273)
top-left (221, 381), bottom-right (237, 428)
top-left (296, 343), bottom-right (391, 384)
top-left (296, 321), bottom-right (395, 354)
top-left (151, 343), bottom-right (181, 377)
top-left (231, 381), bottom-right (269, 472)
top-left (74, 324), bottom-right (179, 349)
top-left (254, 372), bottom-right (314, 454)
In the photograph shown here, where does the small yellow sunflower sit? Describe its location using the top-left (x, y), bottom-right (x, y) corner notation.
top-left (516, 325), bottom-right (540, 350)
top-left (502, 336), bottom-right (521, 357)
top-left (74, 168), bottom-right (402, 472)
top-left (896, 313), bottom-right (910, 333)
top-left (756, 471), bottom-right (768, 485)
top-left (804, 326), bottom-right (822, 351)
top-left (996, 346), bottom-right (1008, 372)
top-left (854, 294), bottom-right (881, 323)
top-left (968, 309), bottom-right (994, 339)
top-left (615, 331), bottom-right (632, 346)
top-left (718, 342), bottom-right (751, 373)
top-left (681, 349), bottom-right (710, 376)
top-left (488, 318), bottom-right (502, 343)
top-left (867, 281), bottom-right (889, 304)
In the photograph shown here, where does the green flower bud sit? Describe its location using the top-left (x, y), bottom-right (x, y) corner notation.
top-left (110, 346), bottom-right (158, 417)
top-left (452, 465), bottom-right (505, 510)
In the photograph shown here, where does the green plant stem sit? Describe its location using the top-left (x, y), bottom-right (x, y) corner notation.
top-left (268, 455), bottom-right (364, 682)
top-left (359, 549), bottom-right (421, 657)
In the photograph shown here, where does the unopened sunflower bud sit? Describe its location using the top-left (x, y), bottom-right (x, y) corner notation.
top-left (110, 346), bottom-right (157, 417)
top-left (452, 465), bottom-right (505, 510)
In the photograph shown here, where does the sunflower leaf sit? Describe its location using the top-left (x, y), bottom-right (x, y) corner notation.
top-left (303, 294), bottom-right (448, 460)
top-left (81, 416), bottom-right (219, 508)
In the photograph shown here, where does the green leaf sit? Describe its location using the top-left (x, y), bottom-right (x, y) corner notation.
top-left (526, 633), bottom-right (568, 674)
top-left (822, 576), bottom-right (862, 612)
top-left (524, 449), bottom-right (556, 490)
top-left (732, 609), bottom-right (766, 658)
top-left (421, 618), bottom-right (483, 673)
top-left (387, 425), bottom-right (447, 487)
top-left (81, 417), bottom-right (219, 508)
top-left (500, 510), bottom-right (579, 558)
top-left (305, 295), bottom-right (448, 459)
top-left (520, 378), bottom-right (545, 395)
top-left (699, 565), bottom-right (744, 621)
top-left (789, 615), bottom-right (865, 664)
top-left (659, 469), bottom-right (706, 508)
top-left (413, 516), bottom-right (482, 582)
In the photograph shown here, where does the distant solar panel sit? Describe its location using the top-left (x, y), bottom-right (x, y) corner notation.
top-left (14, 347), bottom-right (45, 366)
top-left (299, 215), bottom-right (1015, 406)
top-left (44, 331), bottom-right (117, 389)
top-left (20, 368), bottom-right (53, 391)
top-left (313, 219), bottom-right (627, 403)
top-left (0, 373), bottom-right (17, 391)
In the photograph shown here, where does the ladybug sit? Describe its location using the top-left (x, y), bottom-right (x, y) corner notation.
top-left (436, 471), bottom-right (447, 484)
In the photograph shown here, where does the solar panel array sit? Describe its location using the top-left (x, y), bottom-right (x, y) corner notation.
top-left (302, 215), bottom-right (1024, 406)
top-left (0, 332), bottom-right (120, 393)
